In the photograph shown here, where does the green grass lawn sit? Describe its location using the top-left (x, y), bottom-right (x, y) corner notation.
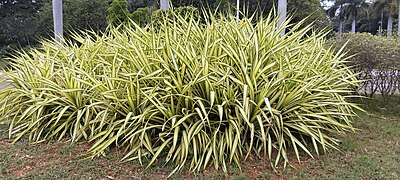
top-left (1, 97), bottom-right (399, 179)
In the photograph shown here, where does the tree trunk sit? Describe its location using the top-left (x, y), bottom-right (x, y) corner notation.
top-left (351, 14), bottom-right (356, 33)
top-left (277, 0), bottom-right (287, 37)
top-left (52, 0), bottom-right (63, 43)
top-left (398, 0), bottom-right (400, 36)
top-left (160, 0), bottom-right (169, 10)
top-left (339, 20), bottom-right (343, 35)
top-left (379, 12), bottom-right (384, 35)
top-left (388, 15), bottom-right (393, 37)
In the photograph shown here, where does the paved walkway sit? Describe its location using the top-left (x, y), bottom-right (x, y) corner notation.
top-left (0, 72), bottom-right (10, 89)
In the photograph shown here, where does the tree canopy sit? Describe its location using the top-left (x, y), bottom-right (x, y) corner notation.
top-left (1, 0), bottom-right (398, 58)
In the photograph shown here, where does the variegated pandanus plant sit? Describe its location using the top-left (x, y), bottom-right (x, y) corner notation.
top-left (0, 11), bottom-right (361, 176)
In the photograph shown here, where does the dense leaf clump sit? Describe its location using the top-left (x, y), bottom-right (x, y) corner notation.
top-left (0, 13), bottom-right (359, 175)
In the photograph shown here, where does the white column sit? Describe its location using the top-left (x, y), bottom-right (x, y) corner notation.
top-left (52, 0), bottom-right (63, 43)
top-left (160, 0), bottom-right (169, 10)
top-left (277, 0), bottom-right (287, 37)
top-left (236, 0), bottom-right (240, 23)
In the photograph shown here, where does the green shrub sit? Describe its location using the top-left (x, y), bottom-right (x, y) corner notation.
top-left (0, 12), bottom-right (360, 175)
top-left (107, 0), bottom-right (131, 26)
top-left (329, 33), bottom-right (400, 99)
top-left (151, 6), bottom-right (199, 24)
top-left (131, 7), bottom-right (149, 26)
top-left (0, 46), bottom-right (14, 69)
